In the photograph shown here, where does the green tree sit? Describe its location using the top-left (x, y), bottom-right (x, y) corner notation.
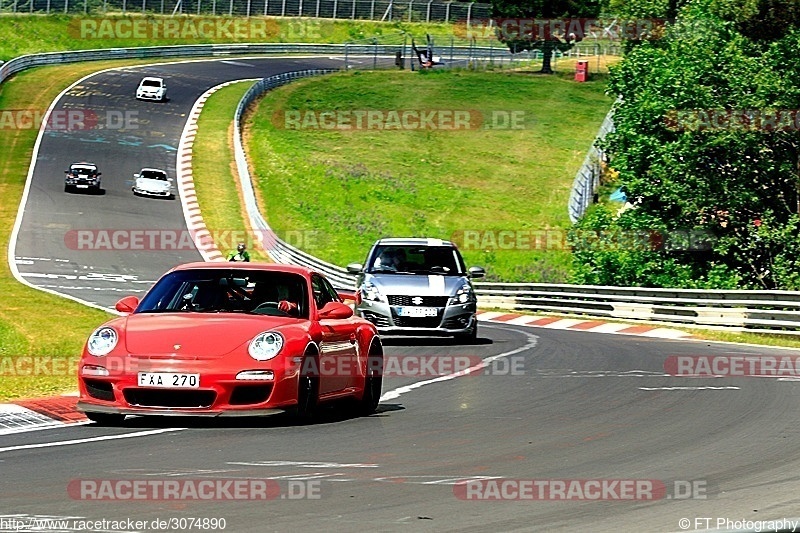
top-left (490, 0), bottom-right (602, 73)
top-left (572, 12), bottom-right (800, 289)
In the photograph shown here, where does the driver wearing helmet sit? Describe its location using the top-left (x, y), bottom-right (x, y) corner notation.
top-left (227, 242), bottom-right (251, 262)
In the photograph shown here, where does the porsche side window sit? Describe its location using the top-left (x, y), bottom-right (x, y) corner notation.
top-left (311, 275), bottom-right (335, 308)
top-left (320, 277), bottom-right (341, 303)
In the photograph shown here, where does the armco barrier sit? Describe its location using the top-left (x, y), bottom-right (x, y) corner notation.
top-left (230, 74), bottom-right (800, 335)
top-left (473, 283), bottom-right (800, 334)
top-left (568, 102), bottom-right (615, 223)
top-left (231, 69), bottom-right (359, 290)
top-left (5, 43), bottom-right (799, 334)
top-left (0, 42), bottom-right (527, 85)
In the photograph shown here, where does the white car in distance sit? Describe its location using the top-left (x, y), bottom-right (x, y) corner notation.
top-left (136, 77), bottom-right (167, 101)
top-left (132, 168), bottom-right (174, 199)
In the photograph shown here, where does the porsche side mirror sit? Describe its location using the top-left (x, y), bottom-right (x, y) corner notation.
top-left (468, 266), bottom-right (485, 279)
top-left (347, 263), bottom-right (363, 274)
top-left (115, 295), bottom-right (139, 314)
top-left (319, 301), bottom-right (353, 320)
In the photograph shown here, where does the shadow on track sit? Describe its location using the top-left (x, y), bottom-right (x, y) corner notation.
top-left (89, 403), bottom-right (405, 430)
top-left (380, 336), bottom-right (493, 347)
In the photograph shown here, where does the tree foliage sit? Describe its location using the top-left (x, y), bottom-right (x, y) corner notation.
top-left (490, 0), bottom-right (602, 73)
top-left (571, 7), bottom-right (800, 289)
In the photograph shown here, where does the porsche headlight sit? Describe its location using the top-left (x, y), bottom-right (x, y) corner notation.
top-left (449, 283), bottom-right (474, 305)
top-left (249, 331), bottom-right (284, 361)
top-left (87, 326), bottom-right (118, 356)
top-left (361, 281), bottom-right (386, 303)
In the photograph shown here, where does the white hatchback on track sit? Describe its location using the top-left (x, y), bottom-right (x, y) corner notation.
top-left (136, 77), bottom-right (167, 101)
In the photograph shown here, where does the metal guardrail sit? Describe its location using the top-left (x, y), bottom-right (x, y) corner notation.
top-left (232, 69), bottom-right (359, 289)
top-left (5, 41), bottom-right (798, 333)
top-left (230, 70), bottom-right (800, 334)
top-left (0, 42), bottom-right (538, 85)
top-left (473, 282), bottom-right (800, 334)
top-left (568, 102), bottom-right (615, 223)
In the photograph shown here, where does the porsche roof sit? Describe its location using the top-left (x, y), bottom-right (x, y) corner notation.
top-left (171, 262), bottom-right (316, 276)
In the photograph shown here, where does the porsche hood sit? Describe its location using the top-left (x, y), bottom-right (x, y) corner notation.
top-left (120, 314), bottom-right (297, 357)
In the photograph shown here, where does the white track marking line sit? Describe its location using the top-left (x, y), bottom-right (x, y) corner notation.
top-left (0, 421), bottom-right (91, 437)
top-left (638, 386), bottom-right (740, 391)
top-left (0, 428), bottom-right (185, 454)
top-left (380, 324), bottom-right (538, 402)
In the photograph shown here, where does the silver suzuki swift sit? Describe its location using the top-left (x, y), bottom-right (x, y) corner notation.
top-left (347, 238), bottom-right (485, 341)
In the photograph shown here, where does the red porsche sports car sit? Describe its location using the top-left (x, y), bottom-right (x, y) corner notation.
top-left (77, 263), bottom-right (383, 425)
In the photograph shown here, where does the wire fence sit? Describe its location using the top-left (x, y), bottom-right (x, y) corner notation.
top-left (0, 0), bottom-right (491, 22)
top-left (568, 107), bottom-right (615, 223)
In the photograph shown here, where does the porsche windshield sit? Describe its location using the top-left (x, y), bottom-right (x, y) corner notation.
top-left (137, 270), bottom-right (308, 317)
top-left (368, 245), bottom-right (465, 275)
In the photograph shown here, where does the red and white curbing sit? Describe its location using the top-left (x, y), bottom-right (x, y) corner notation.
top-left (0, 394), bottom-right (87, 435)
top-left (176, 80), bottom-right (258, 263)
top-left (477, 311), bottom-right (695, 339)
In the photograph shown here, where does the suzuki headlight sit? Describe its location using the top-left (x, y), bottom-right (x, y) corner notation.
top-left (449, 283), bottom-right (474, 305)
top-left (249, 331), bottom-right (283, 361)
top-left (87, 327), bottom-right (118, 356)
top-left (361, 281), bottom-right (386, 303)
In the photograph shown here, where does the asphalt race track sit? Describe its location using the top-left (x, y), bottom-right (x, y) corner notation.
top-left (6, 57), bottom-right (800, 532)
top-left (12, 56), bottom-right (345, 309)
top-left (4, 324), bottom-right (800, 531)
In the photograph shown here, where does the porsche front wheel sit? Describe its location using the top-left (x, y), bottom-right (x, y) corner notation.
top-left (357, 353), bottom-right (383, 416)
top-left (294, 354), bottom-right (320, 423)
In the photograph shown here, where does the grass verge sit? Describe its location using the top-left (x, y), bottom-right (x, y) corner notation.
top-left (244, 68), bottom-right (613, 282)
top-left (192, 81), bottom-right (271, 262)
top-left (0, 14), bottom-right (497, 61)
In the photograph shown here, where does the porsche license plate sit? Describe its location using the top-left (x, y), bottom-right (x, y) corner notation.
top-left (137, 372), bottom-right (199, 388)
top-left (397, 306), bottom-right (438, 317)
top-left (76, 184), bottom-right (89, 188)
